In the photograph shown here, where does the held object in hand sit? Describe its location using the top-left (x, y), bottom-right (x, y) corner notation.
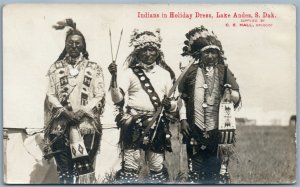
top-left (109, 28), bottom-right (123, 88)
top-left (69, 126), bottom-right (89, 159)
top-left (143, 59), bottom-right (196, 143)
top-left (218, 67), bottom-right (236, 144)
top-left (162, 96), bottom-right (172, 110)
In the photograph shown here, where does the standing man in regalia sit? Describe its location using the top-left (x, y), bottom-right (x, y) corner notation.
top-left (178, 26), bottom-right (241, 184)
top-left (44, 19), bottom-right (105, 184)
top-left (108, 29), bottom-right (177, 183)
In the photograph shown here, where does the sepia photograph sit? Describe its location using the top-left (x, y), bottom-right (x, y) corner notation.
top-left (2, 4), bottom-right (296, 184)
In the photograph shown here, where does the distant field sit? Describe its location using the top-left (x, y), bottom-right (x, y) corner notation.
top-left (229, 125), bottom-right (296, 184)
top-left (164, 124), bottom-right (296, 184)
top-left (101, 124), bottom-right (296, 184)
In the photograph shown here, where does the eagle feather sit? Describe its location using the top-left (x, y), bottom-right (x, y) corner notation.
top-left (52, 18), bottom-right (76, 30)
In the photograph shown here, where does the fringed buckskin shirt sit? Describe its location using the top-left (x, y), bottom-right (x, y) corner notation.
top-left (44, 56), bottom-right (105, 135)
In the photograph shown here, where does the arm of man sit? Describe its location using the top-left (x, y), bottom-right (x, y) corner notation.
top-left (226, 68), bottom-right (241, 107)
top-left (178, 96), bottom-right (191, 138)
top-left (108, 63), bottom-right (127, 104)
top-left (111, 88), bottom-right (124, 104)
top-left (110, 70), bottom-right (131, 105)
top-left (164, 75), bottom-right (177, 112)
top-left (46, 68), bottom-right (64, 112)
top-left (82, 65), bottom-right (106, 116)
top-left (178, 97), bottom-right (187, 121)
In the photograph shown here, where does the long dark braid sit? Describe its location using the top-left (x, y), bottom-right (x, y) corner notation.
top-left (57, 48), bottom-right (67, 61)
top-left (82, 50), bottom-right (89, 60)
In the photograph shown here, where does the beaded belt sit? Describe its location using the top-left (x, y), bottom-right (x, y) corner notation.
top-left (126, 106), bottom-right (155, 117)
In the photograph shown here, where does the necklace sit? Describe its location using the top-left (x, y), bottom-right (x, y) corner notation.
top-left (66, 55), bottom-right (82, 77)
top-left (69, 67), bottom-right (79, 76)
top-left (68, 60), bottom-right (81, 77)
top-left (201, 67), bottom-right (216, 107)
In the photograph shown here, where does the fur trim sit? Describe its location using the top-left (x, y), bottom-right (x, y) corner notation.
top-left (129, 29), bottom-right (162, 49)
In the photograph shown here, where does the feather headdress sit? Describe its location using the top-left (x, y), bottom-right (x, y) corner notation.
top-left (182, 26), bottom-right (225, 60)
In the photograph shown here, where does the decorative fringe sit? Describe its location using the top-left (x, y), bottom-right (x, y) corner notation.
top-left (78, 117), bottom-right (101, 135)
top-left (78, 172), bottom-right (96, 184)
top-left (217, 144), bottom-right (240, 162)
top-left (118, 113), bottom-right (134, 148)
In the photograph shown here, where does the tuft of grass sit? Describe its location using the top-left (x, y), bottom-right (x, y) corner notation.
top-left (100, 124), bottom-right (296, 184)
top-left (98, 170), bottom-right (116, 184)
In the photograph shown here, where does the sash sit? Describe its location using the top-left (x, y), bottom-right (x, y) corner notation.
top-left (131, 66), bottom-right (161, 110)
top-left (142, 59), bottom-right (195, 145)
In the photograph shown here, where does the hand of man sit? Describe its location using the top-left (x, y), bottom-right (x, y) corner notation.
top-left (223, 88), bottom-right (232, 102)
top-left (108, 62), bottom-right (117, 75)
top-left (180, 119), bottom-right (191, 139)
top-left (61, 110), bottom-right (79, 124)
top-left (162, 97), bottom-right (172, 110)
top-left (120, 113), bottom-right (134, 126)
top-left (75, 109), bottom-right (87, 121)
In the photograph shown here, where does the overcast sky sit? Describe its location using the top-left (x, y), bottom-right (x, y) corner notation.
top-left (3, 4), bottom-right (296, 128)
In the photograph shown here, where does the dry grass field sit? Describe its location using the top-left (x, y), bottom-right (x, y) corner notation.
top-left (166, 124), bottom-right (296, 184)
top-left (229, 125), bottom-right (296, 184)
top-left (101, 124), bottom-right (296, 184)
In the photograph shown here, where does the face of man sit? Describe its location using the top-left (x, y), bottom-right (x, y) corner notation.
top-left (137, 46), bottom-right (159, 65)
top-left (200, 48), bottom-right (219, 67)
top-left (65, 35), bottom-right (84, 59)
